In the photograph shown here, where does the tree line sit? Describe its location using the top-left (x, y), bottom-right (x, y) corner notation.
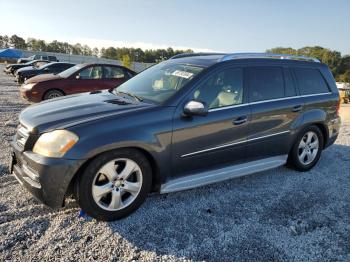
top-left (1, 35), bottom-right (349, 82)
top-left (266, 47), bottom-right (350, 82)
top-left (0, 34), bottom-right (192, 63)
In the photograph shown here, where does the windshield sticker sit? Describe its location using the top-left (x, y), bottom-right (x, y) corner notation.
top-left (171, 70), bottom-right (194, 79)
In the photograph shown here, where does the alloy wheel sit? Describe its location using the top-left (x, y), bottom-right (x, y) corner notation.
top-left (92, 158), bottom-right (143, 211)
top-left (298, 131), bottom-right (319, 165)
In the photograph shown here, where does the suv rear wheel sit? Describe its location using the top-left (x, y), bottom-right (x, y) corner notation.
top-left (75, 149), bottom-right (152, 221)
top-left (288, 125), bottom-right (324, 171)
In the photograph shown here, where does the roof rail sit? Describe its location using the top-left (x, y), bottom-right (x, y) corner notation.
top-left (170, 52), bottom-right (226, 59)
top-left (220, 53), bottom-right (320, 63)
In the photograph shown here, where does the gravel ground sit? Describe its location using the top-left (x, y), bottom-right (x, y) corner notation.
top-left (0, 64), bottom-right (350, 262)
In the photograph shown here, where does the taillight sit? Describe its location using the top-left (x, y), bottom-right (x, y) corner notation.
top-left (336, 100), bottom-right (340, 116)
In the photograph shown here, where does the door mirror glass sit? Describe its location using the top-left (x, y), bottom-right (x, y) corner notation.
top-left (183, 100), bottom-right (208, 116)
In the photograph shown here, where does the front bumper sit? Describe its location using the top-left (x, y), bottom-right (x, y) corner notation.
top-left (19, 87), bottom-right (41, 103)
top-left (10, 140), bottom-right (85, 208)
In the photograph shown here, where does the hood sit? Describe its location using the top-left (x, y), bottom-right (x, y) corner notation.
top-left (25, 73), bottom-right (61, 83)
top-left (8, 63), bottom-right (22, 69)
top-left (19, 90), bottom-right (153, 133)
top-left (17, 66), bottom-right (37, 74)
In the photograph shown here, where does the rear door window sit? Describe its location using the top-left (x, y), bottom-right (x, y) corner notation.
top-left (104, 66), bottom-right (125, 79)
top-left (284, 68), bottom-right (297, 97)
top-left (294, 68), bottom-right (330, 95)
top-left (248, 67), bottom-right (284, 102)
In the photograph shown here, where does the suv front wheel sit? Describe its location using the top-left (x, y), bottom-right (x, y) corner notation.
top-left (75, 149), bottom-right (152, 221)
top-left (288, 125), bottom-right (324, 171)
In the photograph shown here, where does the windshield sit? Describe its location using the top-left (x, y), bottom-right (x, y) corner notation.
top-left (58, 64), bottom-right (83, 78)
top-left (115, 62), bottom-right (204, 104)
top-left (38, 62), bottom-right (54, 70)
top-left (25, 60), bottom-right (36, 65)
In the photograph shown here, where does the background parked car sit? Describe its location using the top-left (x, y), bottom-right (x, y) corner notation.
top-left (4, 59), bottom-right (50, 75)
top-left (20, 63), bottom-right (137, 102)
top-left (17, 54), bottom-right (59, 64)
top-left (16, 62), bottom-right (75, 84)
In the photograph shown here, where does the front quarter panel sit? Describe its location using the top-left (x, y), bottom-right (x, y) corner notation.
top-left (65, 106), bottom-right (175, 184)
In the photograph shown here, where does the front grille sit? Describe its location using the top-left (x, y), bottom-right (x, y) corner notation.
top-left (16, 125), bottom-right (30, 149)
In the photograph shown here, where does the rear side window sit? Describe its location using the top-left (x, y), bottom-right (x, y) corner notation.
top-left (294, 68), bottom-right (330, 95)
top-left (248, 67), bottom-right (284, 102)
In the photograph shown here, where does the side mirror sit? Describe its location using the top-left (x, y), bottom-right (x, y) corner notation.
top-left (44, 68), bottom-right (49, 71)
top-left (183, 100), bottom-right (208, 116)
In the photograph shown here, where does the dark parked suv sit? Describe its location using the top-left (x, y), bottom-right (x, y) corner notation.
top-left (10, 53), bottom-right (341, 221)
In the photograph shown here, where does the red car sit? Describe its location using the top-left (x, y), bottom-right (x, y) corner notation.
top-left (20, 63), bottom-right (136, 102)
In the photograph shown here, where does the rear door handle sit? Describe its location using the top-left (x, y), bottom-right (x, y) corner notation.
top-left (233, 116), bottom-right (247, 125)
top-left (292, 105), bottom-right (303, 112)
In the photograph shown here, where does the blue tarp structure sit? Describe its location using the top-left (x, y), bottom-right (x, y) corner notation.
top-left (0, 48), bottom-right (22, 59)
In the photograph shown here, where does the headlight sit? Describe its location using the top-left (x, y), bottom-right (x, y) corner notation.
top-left (22, 83), bottom-right (36, 90)
top-left (33, 130), bottom-right (79, 158)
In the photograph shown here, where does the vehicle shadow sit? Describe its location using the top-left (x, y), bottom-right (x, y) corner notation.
top-left (105, 143), bottom-right (350, 261)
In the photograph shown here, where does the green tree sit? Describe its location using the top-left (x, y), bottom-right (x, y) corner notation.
top-left (82, 45), bottom-right (92, 56)
top-left (72, 43), bottom-right (83, 55)
top-left (1, 35), bottom-right (10, 48)
top-left (121, 54), bottom-right (132, 69)
top-left (92, 47), bottom-right (99, 57)
top-left (338, 70), bottom-right (350, 83)
top-left (10, 34), bottom-right (26, 49)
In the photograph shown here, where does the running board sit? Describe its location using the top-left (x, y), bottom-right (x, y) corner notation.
top-left (160, 155), bottom-right (288, 193)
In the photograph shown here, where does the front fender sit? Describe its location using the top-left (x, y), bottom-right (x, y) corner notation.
top-left (63, 106), bottom-right (175, 185)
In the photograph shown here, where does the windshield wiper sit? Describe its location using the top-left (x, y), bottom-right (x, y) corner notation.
top-left (115, 90), bottom-right (143, 102)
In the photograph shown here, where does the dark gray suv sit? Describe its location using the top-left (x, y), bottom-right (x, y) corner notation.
top-left (10, 53), bottom-right (341, 221)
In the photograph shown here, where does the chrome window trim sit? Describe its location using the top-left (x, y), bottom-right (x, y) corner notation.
top-left (299, 92), bottom-right (332, 98)
top-left (181, 130), bottom-right (290, 158)
top-left (208, 92), bottom-right (332, 112)
top-left (209, 103), bottom-right (248, 112)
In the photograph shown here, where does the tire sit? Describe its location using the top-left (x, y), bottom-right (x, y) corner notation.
top-left (43, 89), bottom-right (64, 100)
top-left (288, 125), bottom-right (324, 172)
top-left (74, 149), bottom-right (152, 221)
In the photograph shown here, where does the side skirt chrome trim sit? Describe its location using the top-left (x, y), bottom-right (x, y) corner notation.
top-left (160, 155), bottom-right (288, 194)
top-left (181, 130), bottom-right (290, 158)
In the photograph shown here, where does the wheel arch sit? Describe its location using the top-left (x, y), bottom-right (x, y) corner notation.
top-left (42, 88), bottom-right (65, 100)
top-left (65, 146), bottom-right (161, 201)
top-left (294, 109), bottom-right (329, 149)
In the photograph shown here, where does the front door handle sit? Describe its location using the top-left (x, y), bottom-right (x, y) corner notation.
top-left (233, 116), bottom-right (247, 125)
top-left (292, 105), bottom-right (303, 112)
